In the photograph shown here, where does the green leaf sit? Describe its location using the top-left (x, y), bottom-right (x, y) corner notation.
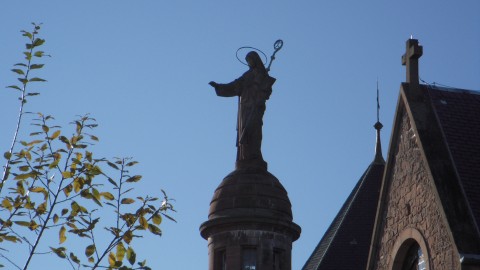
top-left (30, 64), bottom-right (44, 69)
top-left (85, 244), bottom-right (96, 257)
top-left (24, 52), bottom-right (32, 61)
top-left (34, 51), bottom-right (45, 57)
top-left (50, 247), bottom-right (66, 258)
top-left (126, 175), bottom-right (142, 183)
top-left (121, 198), bottom-right (135, 205)
top-left (33, 38), bottom-right (45, 47)
top-left (107, 162), bottom-right (119, 170)
top-left (127, 246), bottom-right (136, 265)
top-left (14, 221), bottom-right (31, 227)
top-left (29, 77), bottom-right (46, 82)
top-left (147, 224), bottom-right (162, 236)
top-left (59, 135), bottom-right (71, 147)
top-left (108, 178), bottom-right (118, 188)
top-left (11, 69), bottom-right (25, 75)
top-left (126, 161), bottom-right (138, 167)
top-left (69, 252), bottom-right (80, 264)
top-left (18, 78), bottom-right (28, 84)
top-left (14, 63), bottom-right (27, 67)
top-left (3, 152), bottom-right (12, 160)
top-left (59, 226), bottom-right (66, 244)
top-left (6, 85), bottom-right (22, 91)
top-left (22, 31), bottom-right (32, 39)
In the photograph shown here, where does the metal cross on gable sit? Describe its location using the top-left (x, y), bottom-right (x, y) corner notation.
top-left (402, 38), bottom-right (423, 85)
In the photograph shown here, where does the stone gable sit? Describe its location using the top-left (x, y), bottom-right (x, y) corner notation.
top-left (373, 109), bottom-right (460, 270)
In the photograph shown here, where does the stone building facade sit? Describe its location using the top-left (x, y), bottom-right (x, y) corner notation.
top-left (367, 39), bottom-right (480, 270)
top-left (372, 111), bottom-right (459, 269)
top-left (304, 39), bottom-right (480, 270)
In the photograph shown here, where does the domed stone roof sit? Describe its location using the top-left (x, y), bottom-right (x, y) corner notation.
top-left (208, 168), bottom-right (293, 222)
top-left (200, 167), bottom-right (301, 241)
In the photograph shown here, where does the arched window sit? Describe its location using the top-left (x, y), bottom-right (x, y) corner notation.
top-left (391, 229), bottom-right (429, 270)
top-left (401, 242), bottom-right (426, 270)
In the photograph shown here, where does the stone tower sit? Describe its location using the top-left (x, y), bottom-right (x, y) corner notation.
top-left (203, 49), bottom-right (301, 270)
top-left (200, 164), bottom-right (301, 270)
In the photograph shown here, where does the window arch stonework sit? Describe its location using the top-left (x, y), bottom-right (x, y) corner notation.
top-left (390, 228), bottom-right (429, 270)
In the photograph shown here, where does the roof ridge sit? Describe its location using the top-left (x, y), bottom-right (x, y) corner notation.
top-left (424, 83), bottom-right (480, 95)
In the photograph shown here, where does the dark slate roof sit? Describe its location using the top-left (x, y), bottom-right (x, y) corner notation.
top-left (302, 159), bottom-right (384, 270)
top-left (427, 85), bottom-right (480, 231)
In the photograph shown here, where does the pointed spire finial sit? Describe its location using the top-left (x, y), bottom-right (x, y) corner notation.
top-left (374, 81), bottom-right (385, 164)
top-left (376, 78), bottom-right (380, 123)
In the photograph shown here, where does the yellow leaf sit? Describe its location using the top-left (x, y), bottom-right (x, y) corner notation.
top-left (139, 216), bottom-right (148, 230)
top-left (116, 242), bottom-right (126, 261)
top-left (152, 214), bottom-right (162, 225)
top-left (62, 171), bottom-right (73, 178)
top-left (121, 198), bottom-right (135, 205)
top-left (108, 252), bottom-right (116, 267)
top-left (123, 230), bottom-right (133, 244)
top-left (101, 192), bottom-right (114, 200)
top-left (53, 214), bottom-right (59, 224)
top-left (29, 186), bottom-right (46, 193)
top-left (63, 184), bottom-right (72, 197)
top-left (36, 201), bottom-right (47, 215)
top-left (2, 198), bottom-right (12, 211)
top-left (73, 178), bottom-right (83, 193)
top-left (85, 244), bottom-right (95, 257)
top-left (50, 130), bottom-right (61, 140)
top-left (29, 220), bottom-right (39, 231)
top-left (127, 246), bottom-right (136, 265)
top-left (59, 226), bottom-right (66, 244)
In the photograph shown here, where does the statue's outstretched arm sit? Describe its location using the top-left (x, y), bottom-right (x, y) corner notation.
top-left (209, 78), bottom-right (241, 97)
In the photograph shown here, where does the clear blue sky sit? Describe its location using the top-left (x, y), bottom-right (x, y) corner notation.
top-left (1, 1), bottom-right (479, 269)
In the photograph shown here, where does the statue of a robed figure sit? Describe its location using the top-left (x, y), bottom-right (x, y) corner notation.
top-left (209, 51), bottom-right (276, 170)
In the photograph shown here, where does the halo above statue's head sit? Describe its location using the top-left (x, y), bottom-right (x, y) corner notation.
top-left (236, 46), bottom-right (268, 66)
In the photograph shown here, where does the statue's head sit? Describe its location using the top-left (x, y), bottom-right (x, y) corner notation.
top-left (246, 51), bottom-right (265, 71)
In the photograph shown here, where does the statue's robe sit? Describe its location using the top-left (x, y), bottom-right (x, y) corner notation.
top-left (214, 69), bottom-right (275, 163)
